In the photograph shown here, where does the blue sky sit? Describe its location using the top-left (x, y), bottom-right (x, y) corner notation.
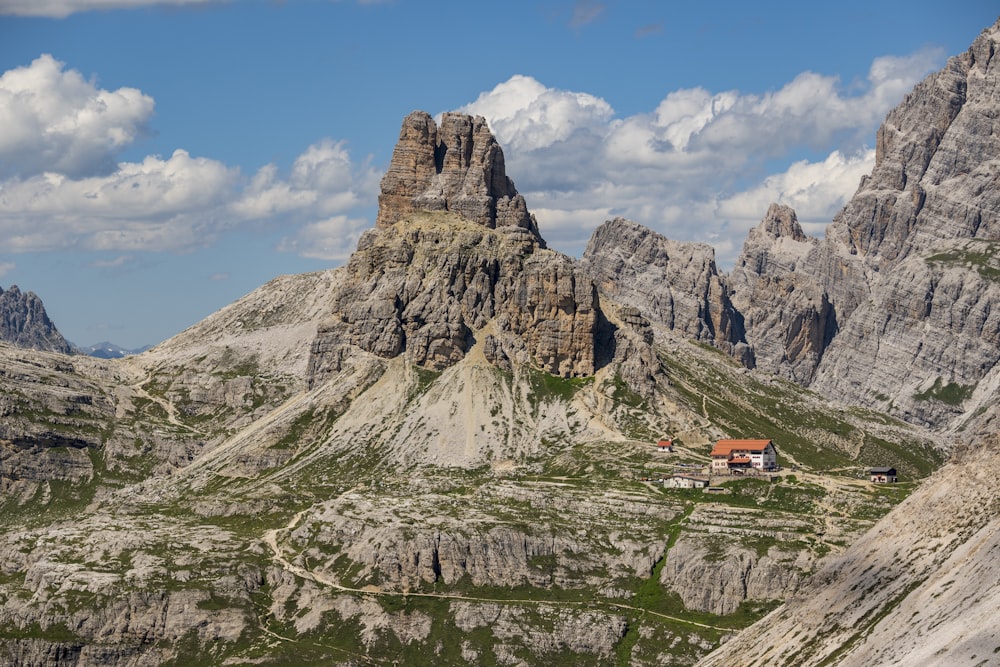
top-left (0, 0), bottom-right (996, 349)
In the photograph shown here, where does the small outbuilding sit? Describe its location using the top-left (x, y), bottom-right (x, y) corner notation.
top-left (657, 439), bottom-right (674, 453)
top-left (663, 474), bottom-right (709, 489)
top-left (869, 466), bottom-right (898, 483)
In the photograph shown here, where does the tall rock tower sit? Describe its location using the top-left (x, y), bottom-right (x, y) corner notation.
top-left (375, 111), bottom-right (543, 243)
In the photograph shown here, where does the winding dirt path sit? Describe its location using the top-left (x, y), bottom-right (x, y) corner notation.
top-left (129, 380), bottom-right (205, 435)
top-left (261, 506), bottom-right (740, 633)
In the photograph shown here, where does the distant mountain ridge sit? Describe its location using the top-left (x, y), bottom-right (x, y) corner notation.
top-left (77, 341), bottom-right (151, 359)
top-left (0, 284), bottom-right (73, 354)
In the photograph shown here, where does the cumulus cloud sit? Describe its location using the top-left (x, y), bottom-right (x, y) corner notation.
top-left (0, 142), bottom-right (377, 254)
top-left (717, 149), bottom-right (876, 236)
top-left (232, 139), bottom-right (378, 220)
top-left (0, 0), bottom-right (216, 18)
top-left (0, 55), bottom-right (154, 178)
top-left (0, 150), bottom-right (239, 251)
top-left (276, 215), bottom-right (371, 262)
top-left (0, 56), bottom-right (379, 258)
top-left (457, 49), bottom-right (941, 265)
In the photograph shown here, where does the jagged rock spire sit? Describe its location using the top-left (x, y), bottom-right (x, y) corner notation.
top-left (0, 285), bottom-right (73, 354)
top-left (375, 111), bottom-right (543, 243)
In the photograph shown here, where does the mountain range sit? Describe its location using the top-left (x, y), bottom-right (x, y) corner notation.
top-left (0, 17), bottom-right (998, 667)
top-left (0, 289), bottom-right (149, 359)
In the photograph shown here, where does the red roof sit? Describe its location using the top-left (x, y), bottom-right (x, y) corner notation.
top-left (658, 439), bottom-right (672, 446)
top-left (711, 439), bottom-right (773, 457)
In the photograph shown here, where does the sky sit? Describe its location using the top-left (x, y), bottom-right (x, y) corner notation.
top-left (0, 1), bottom-right (996, 349)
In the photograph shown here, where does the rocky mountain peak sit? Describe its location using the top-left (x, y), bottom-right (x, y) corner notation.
top-left (758, 203), bottom-right (807, 242)
top-left (734, 203), bottom-right (816, 278)
top-left (375, 111), bottom-right (543, 243)
top-left (581, 217), bottom-right (750, 362)
top-left (306, 115), bottom-right (667, 392)
top-left (725, 19), bottom-right (1000, 425)
top-left (836, 21), bottom-right (1000, 264)
top-left (0, 284), bottom-right (73, 354)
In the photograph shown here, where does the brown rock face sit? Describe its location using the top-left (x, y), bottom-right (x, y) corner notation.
top-left (308, 111), bottom-right (661, 390)
top-left (375, 111), bottom-right (543, 242)
top-left (307, 215), bottom-right (598, 383)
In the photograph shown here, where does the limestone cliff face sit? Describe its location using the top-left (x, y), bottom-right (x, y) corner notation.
top-left (309, 112), bottom-right (658, 387)
top-left (836, 29), bottom-right (999, 264)
top-left (581, 217), bottom-right (752, 365)
top-left (730, 205), bottom-right (835, 384)
top-left (727, 22), bottom-right (1000, 427)
top-left (660, 537), bottom-right (806, 616)
top-left (809, 23), bottom-right (1000, 428)
top-left (307, 213), bottom-right (599, 382)
top-left (0, 285), bottom-right (73, 354)
top-left (375, 111), bottom-right (542, 241)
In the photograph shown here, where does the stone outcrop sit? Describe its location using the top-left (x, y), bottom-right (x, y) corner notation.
top-left (452, 602), bottom-right (626, 662)
top-left (309, 113), bottom-right (661, 388)
top-left (0, 285), bottom-right (73, 354)
top-left (730, 205), bottom-right (835, 384)
top-left (307, 214), bottom-right (600, 382)
top-left (722, 22), bottom-right (1000, 427)
top-left (582, 217), bottom-right (751, 364)
top-left (293, 484), bottom-right (671, 593)
top-left (660, 535), bottom-right (806, 616)
top-left (814, 19), bottom-right (1000, 425)
top-left (376, 111), bottom-right (543, 241)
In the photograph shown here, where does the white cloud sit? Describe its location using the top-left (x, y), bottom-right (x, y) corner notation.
top-left (0, 56), bottom-right (379, 257)
top-left (456, 49), bottom-right (941, 265)
top-left (277, 215), bottom-right (371, 261)
top-left (0, 261), bottom-right (15, 277)
top-left (0, 150), bottom-right (239, 251)
top-left (569, 1), bottom-right (606, 28)
top-left (0, 142), bottom-right (377, 253)
top-left (717, 149), bottom-right (876, 236)
top-left (232, 139), bottom-right (378, 219)
top-left (0, 45), bottom-right (946, 271)
top-left (0, 0), bottom-right (216, 18)
top-left (0, 54), bottom-right (154, 178)
top-left (461, 74), bottom-right (614, 153)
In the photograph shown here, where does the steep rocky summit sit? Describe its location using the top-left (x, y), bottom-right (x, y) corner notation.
top-left (732, 22), bottom-right (1000, 429)
top-left (309, 112), bottom-right (655, 386)
top-left (583, 20), bottom-right (1000, 431)
top-left (729, 204), bottom-right (834, 384)
top-left (582, 217), bottom-right (751, 364)
top-left (0, 285), bottom-right (73, 354)
top-left (375, 110), bottom-right (543, 240)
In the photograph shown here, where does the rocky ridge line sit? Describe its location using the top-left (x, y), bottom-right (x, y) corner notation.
top-left (375, 110), bottom-right (543, 241)
top-left (0, 285), bottom-right (73, 355)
